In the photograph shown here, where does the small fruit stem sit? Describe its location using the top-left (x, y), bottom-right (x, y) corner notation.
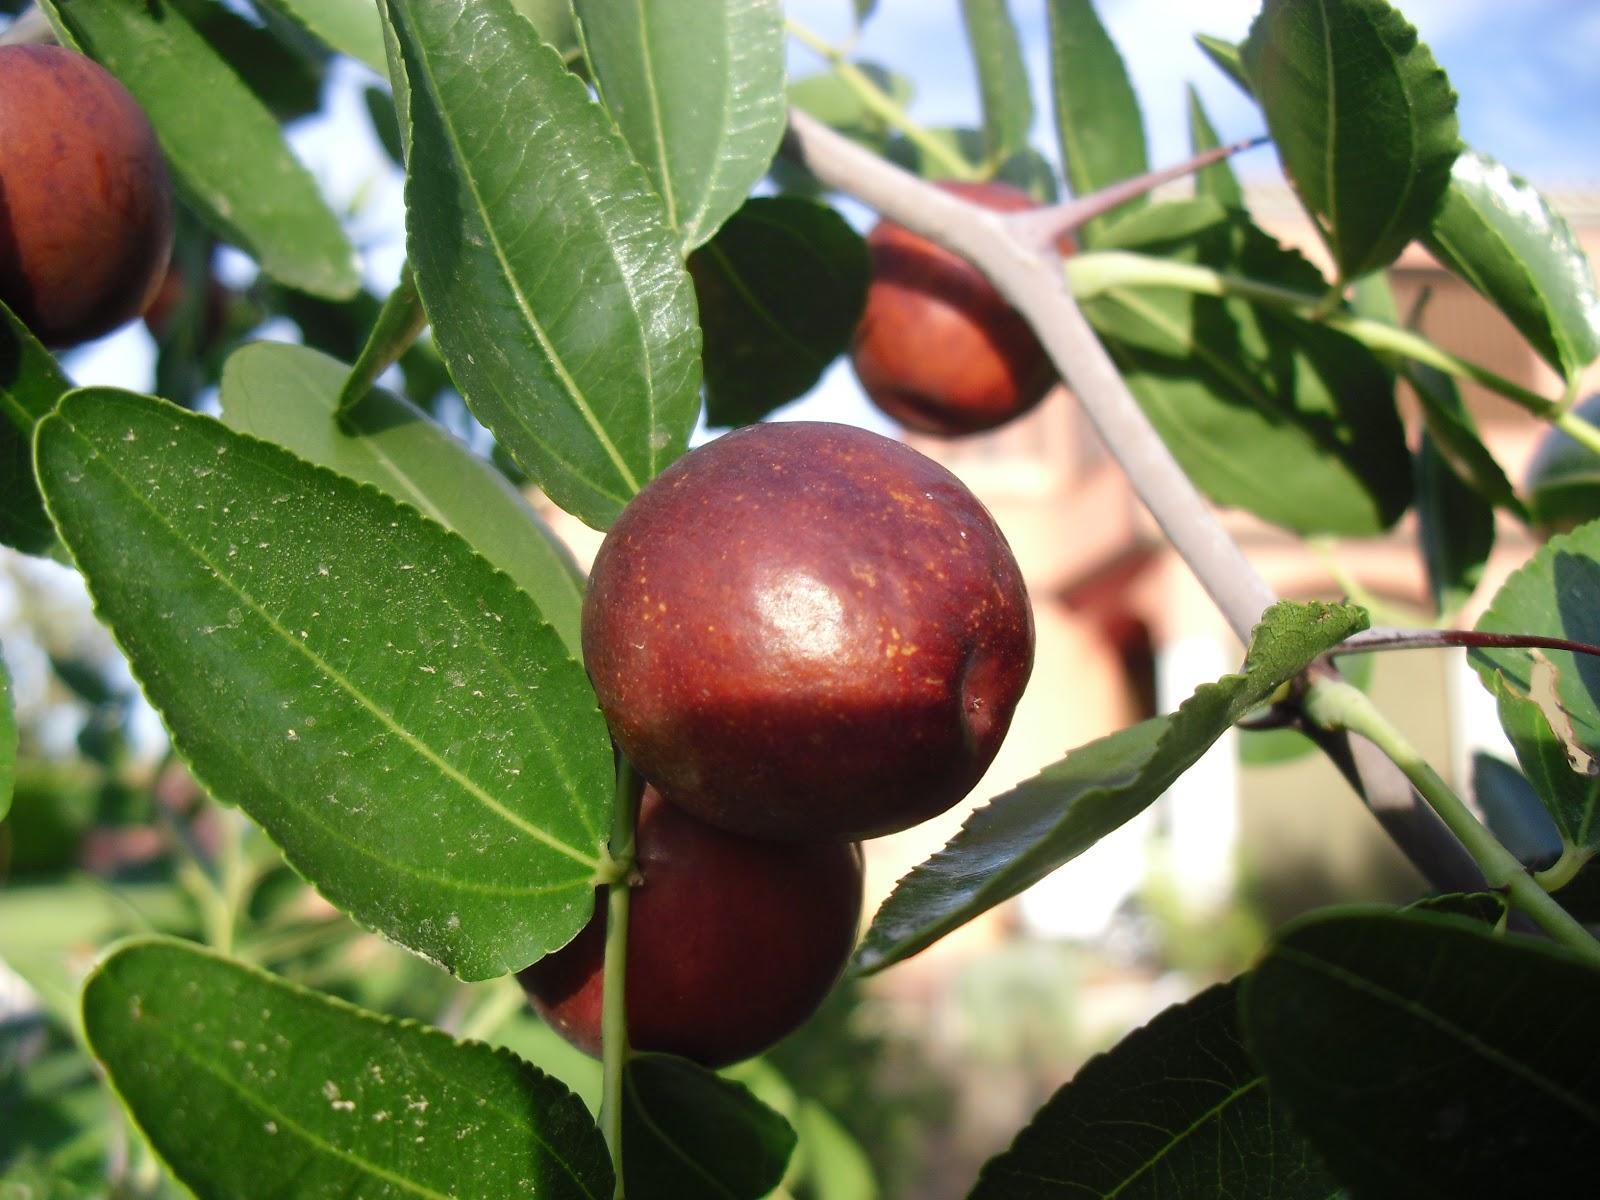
top-left (337, 266), bottom-right (428, 419)
top-left (598, 758), bottom-right (641, 1199)
top-left (785, 18), bottom-right (981, 182)
top-left (1303, 676), bottom-right (1600, 966)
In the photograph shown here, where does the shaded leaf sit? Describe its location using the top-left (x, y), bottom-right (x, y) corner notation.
top-left (1487, 673), bottom-right (1600, 852)
top-left (1239, 648), bottom-right (1375, 767)
top-left (788, 64), bottom-right (912, 155)
top-left (0, 299), bottom-right (70, 555)
top-left (1425, 150), bottom-right (1600, 381)
top-left (622, 1054), bottom-right (796, 1200)
top-left (364, 84), bottom-right (405, 167)
top-left (1470, 752), bottom-right (1565, 870)
top-left (1242, 908), bottom-right (1600, 1199)
top-left (575, 0), bottom-right (786, 253)
top-left (84, 939), bottom-right (612, 1199)
top-left (971, 982), bottom-right (1338, 1199)
top-left (960, 0), bottom-right (1034, 164)
top-left (859, 602), bottom-right (1367, 972)
top-left (1405, 360), bottom-right (1526, 518)
top-left (1099, 199), bottom-right (1230, 249)
top-left (691, 197), bottom-right (868, 428)
top-left (1524, 395), bottom-right (1600, 532)
top-left (36, 390), bottom-right (612, 979)
top-left (0, 650), bottom-right (13, 821)
top-left (1415, 429), bottom-right (1494, 618)
top-left (1471, 519), bottom-right (1600, 757)
top-left (41, 0), bottom-right (360, 299)
top-left (254, 0), bottom-right (388, 75)
top-left (508, 0), bottom-right (585, 62)
top-left (886, 130), bottom-right (1058, 202)
top-left (173, 0), bottom-right (326, 123)
top-left (1185, 84), bottom-right (1244, 208)
top-left (1195, 33), bottom-right (1253, 97)
top-left (1404, 889), bottom-right (1508, 924)
top-left (383, 0), bottom-right (702, 530)
top-left (1084, 216), bottom-right (1410, 536)
top-left (1046, 0), bottom-right (1149, 243)
top-left (1243, 0), bottom-right (1458, 281)
top-left (218, 342), bottom-right (586, 658)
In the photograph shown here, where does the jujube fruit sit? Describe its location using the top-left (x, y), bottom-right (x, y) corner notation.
top-left (582, 420), bottom-right (1034, 842)
top-left (0, 45), bottom-right (175, 347)
top-left (518, 788), bottom-right (863, 1068)
top-left (850, 180), bottom-right (1070, 436)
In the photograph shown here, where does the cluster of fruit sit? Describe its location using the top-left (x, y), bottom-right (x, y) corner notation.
top-left (522, 420), bottom-right (1035, 1064)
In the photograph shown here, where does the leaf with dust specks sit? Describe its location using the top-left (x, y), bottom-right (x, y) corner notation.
top-left (36, 390), bottom-right (613, 980)
top-left (84, 939), bottom-right (612, 1199)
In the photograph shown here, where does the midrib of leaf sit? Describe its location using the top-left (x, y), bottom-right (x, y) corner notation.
top-left (1275, 943), bottom-right (1600, 1125)
top-left (1098, 1077), bottom-right (1266, 1199)
top-left (630, 0), bottom-right (679, 232)
top-left (405, 20), bottom-right (643, 498)
top-left (52, 418), bottom-right (600, 870)
top-left (701, 243), bottom-right (828, 367)
top-left (1, 391), bottom-right (37, 433)
top-left (1317, 0), bottom-right (1339, 252)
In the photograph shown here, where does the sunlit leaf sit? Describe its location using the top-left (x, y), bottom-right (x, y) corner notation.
top-left (1244, 0), bottom-right (1458, 281)
top-left (575, 0), bottom-right (787, 253)
top-left (254, 0), bottom-right (387, 74)
top-left (382, 0), bottom-right (702, 530)
top-left (84, 939), bottom-right (613, 1198)
top-left (1425, 150), bottom-right (1600, 381)
top-left (1243, 908), bottom-right (1600, 1198)
top-left (1195, 33), bottom-right (1252, 97)
top-left (960, 0), bottom-right (1034, 165)
top-left (859, 602), bottom-right (1367, 972)
top-left (971, 982), bottom-right (1338, 1198)
top-left (1185, 84), bottom-right (1244, 208)
top-left (1046, 0), bottom-right (1149, 243)
top-left (218, 342), bottom-right (586, 658)
top-left (37, 390), bottom-right (612, 979)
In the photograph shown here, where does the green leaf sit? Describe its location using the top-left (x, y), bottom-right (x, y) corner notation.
top-left (83, 939), bottom-right (613, 1199)
top-left (1046, 0), bottom-right (1149, 244)
top-left (1470, 752), bottom-right (1565, 870)
top-left (0, 650), bottom-right (14, 822)
top-left (217, 342), bottom-right (587, 659)
top-left (509, 0), bottom-right (585, 61)
top-left (1404, 360), bottom-right (1526, 518)
top-left (36, 390), bottom-right (612, 980)
top-left (38, 0), bottom-right (359, 299)
top-left (1424, 150), bottom-right (1600, 381)
top-left (691, 197), bottom-right (868, 428)
top-left (254, 0), bottom-right (388, 74)
top-left (959, 0), bottom-right (1034, 165)
top-left (622, 1054), bottom-right (796, 1200)
top-left (1185, 85), bottom-right (1244, 208)
top-left (1525, 397), bottom-right (1600, 531)
top-left (852, 0), bottom-right (877, 27)
top-left (788, 64), bottom-right (912, 152)
top-left (1487, 673), bottom-right (1600, 852)
top-left (1098, 199), bottom-right (1230, 249)
top-left (1241, 908), bottom-right (1600, 1199)
top-left (858, 601), bottom-right (1367, 972)
top-left (1195, 34), bottom-right (1253, 97)
top-left (0, 300), bottom-right (70, 556)
top-left (382, 0), bottom-right (702, 530)
top-left (575, 0), bottom-right (787, 253)
top-left (792, 1102), bottom-right (877, 1200)
top-left (172, 0), bottom-right (326, 124)
top-left (1243, 0), bottom-right (1459, 281)
top-left (1239, 649), bottom-right (1375, 767)
top-left (1471, 518), bottom-right (1600, 757)
top-left (885, 130), bottom-right (1057, 202)
top-left (1084, 218), bottom-right (1410, 536)
top-left (970, 982), bottom-right (1338, 1198)
top-left (1415, 429), bottom-right (1494, 618)
top-left (1405, 889), bottom-right (1508, 924)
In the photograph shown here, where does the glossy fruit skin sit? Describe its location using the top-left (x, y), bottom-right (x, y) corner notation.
top-left (518, 789), bottom-right (864, 1068)
top-left (851, 180), bottom-right (1068, 437)
top-left (0, 45), bottom-right (175, 347)
top-left (583, 421), bottom-right (1034, 842)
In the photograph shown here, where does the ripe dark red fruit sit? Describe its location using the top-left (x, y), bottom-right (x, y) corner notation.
top-left (518, 789), bottom-right (863, 1068)
top-left (0, 45), bottom-right (175, 347)
top-left (583, 420), bottom-right (1034, 842)
top-left (851, 180), bottom-right (1070, 437)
